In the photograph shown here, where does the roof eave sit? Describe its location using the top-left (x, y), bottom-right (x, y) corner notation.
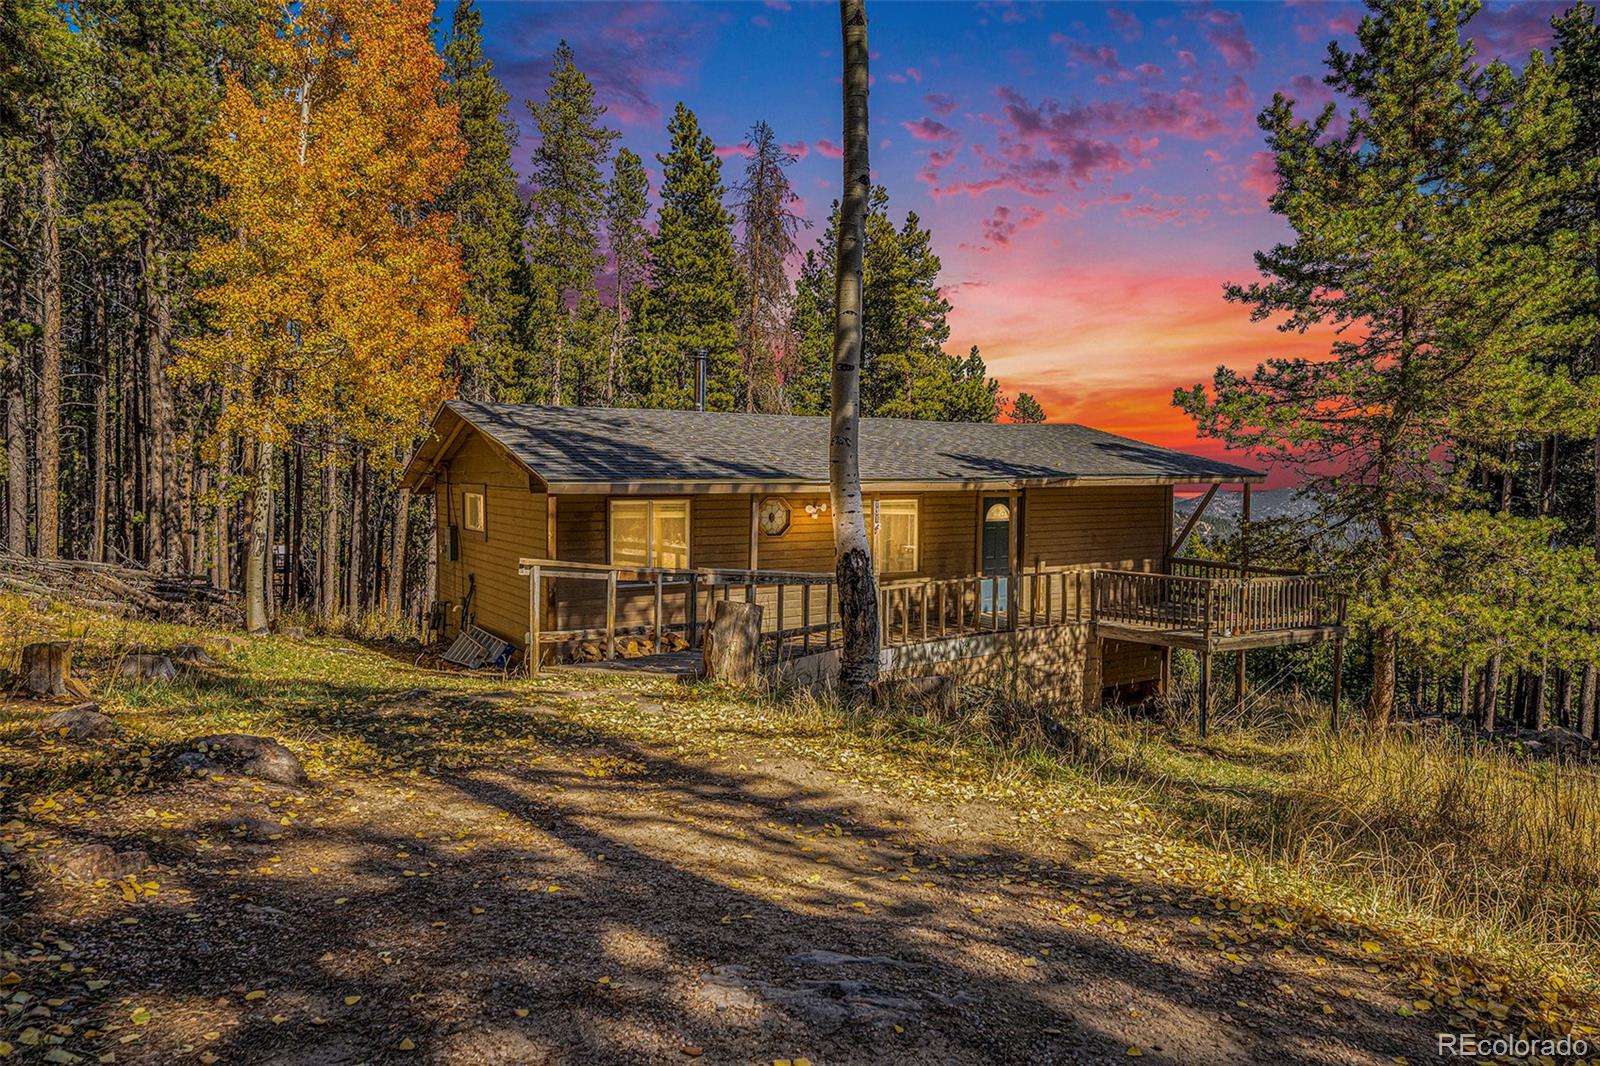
top-left (544, 472), bottom-right (1265, 495)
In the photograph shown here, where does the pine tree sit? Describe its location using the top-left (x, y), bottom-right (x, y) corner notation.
top-left (635, 103), bottom-right (739, 410)
top-left (441, 0), bottom-right (527, 403)
top-left (734, 121), bottom-right (807, 412)
top-left (75, 0), bottom-right (250, 572)
top-left (604, 146), bottom-right (648, 406)
top-left (524, 41), bottom-right (615, 404)
top-left (1175, 0), bottom-right (1592, 729)
top-left (1009, 392), bottom-right (1046, 423)
top-left (787, 187), bottom-right (997, 421)
top-left (1553, 2), bottom-right (1600, 734)
top-left (784, 213), bottom-right (839, 415)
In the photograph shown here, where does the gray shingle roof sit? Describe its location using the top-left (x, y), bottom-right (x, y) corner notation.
top-left (442, 401), bottom-right (1261, 487)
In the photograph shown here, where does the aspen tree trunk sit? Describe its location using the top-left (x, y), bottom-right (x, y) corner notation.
top-left (320, 443), bottom-right (340, 624)
top-left (830, 0), bottom-right (879, 705)
top-left (244, 437), bottom-right (273, 634)
top-left (387, 483), bottom-right (410, 621)
top-left (214, 390), bottom-right (232, 591)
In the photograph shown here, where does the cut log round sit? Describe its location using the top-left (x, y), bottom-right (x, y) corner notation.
top-left (170, 643), bottom-right (217, 666)
top-left (703, 600), bottom-right (763, 686)
top-left (21, 641), bottom-right (88, 698)
top-left (118, 653), bottom-right (178, 682)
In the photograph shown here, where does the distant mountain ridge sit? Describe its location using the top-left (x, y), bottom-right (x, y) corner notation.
top-left (1173, 488), bottom-right (1312, 539)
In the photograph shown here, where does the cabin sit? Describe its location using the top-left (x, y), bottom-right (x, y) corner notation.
top-left (400, 401), bottom-right (1346, 723)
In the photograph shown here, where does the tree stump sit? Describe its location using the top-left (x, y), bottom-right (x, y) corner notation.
top-left (703, 600), bottom-right (763, 685)
top-left (21, 641), bottom-right (88, 698)
top-left (117, 652), bottom-right (178, 682)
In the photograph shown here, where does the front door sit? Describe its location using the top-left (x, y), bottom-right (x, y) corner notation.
top-left (981, 497), bottom-right (1011, 613)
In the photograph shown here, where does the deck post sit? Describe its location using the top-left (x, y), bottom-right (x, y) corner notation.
top-left (688, 572), bottom-right (700, 648)
top-left (1329, 593), bottom-right (1348, 732)
top-left (1199, 649), bottom-right (1212, 738)
top-left (1235, 651), bottom-right (1247, 715)
top-left (1160, 647), bottom-right (1171, 698)
top-left (528, 564), bottom-right (542, 676)
top-left (653, 572), bottom-right (664, 651)
top-left (802, 584), bottom-right (811, 651)
top-left (605, 570), bottom-right (617, 660)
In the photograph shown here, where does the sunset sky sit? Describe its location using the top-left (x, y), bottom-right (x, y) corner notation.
top-left (473, 0), bottom-right (1565, 482)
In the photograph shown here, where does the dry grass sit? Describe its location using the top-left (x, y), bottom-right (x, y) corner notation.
top-left (1055, 696), bottom-right (1600, 998)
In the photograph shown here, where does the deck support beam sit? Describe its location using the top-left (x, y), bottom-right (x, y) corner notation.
top-left (1199, 649), bottom-right (1212, 737)
top-left (1169, 484), bottom-right (1219, 559)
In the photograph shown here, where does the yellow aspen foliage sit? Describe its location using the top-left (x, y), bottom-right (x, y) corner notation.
top-left (180, 0), bottom-right (467, 455)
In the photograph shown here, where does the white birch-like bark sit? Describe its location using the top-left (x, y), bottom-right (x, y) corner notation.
top-left (830, 0), bottom-right (879, 702)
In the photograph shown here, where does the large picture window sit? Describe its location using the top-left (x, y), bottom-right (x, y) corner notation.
top-left (872, 498), bottom-right (919, 574)
top-left (610, 499), bottom-right (690, 569)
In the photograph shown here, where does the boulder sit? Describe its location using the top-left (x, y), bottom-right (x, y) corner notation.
top-left (279, 626), bottom-right (307, 639)
top-left (39, 705), bottom-right (118, 740)
top-left (170, 644), bottom-right (217, 666)
top-left (117, 652), bottom-right (178, 682)
top-left (48, 843), bottom-right (150, 882)
top-left (178, 734), bottom-right (309, 786)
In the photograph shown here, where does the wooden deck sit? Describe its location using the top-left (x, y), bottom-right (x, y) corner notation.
top-left (1090, 561), bottom-right (1346, 653)
top-left (510, 556), bottom-right (1347, 733)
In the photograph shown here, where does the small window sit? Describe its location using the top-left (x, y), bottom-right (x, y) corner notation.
top-left (984, 502), bottom-right (1011, 524)
top-left (609, 499), bottom-right (690, 569)
top-left (873, 499), bottom-right (919, 574)
top-left (463, 491), bottom-right (485, 532)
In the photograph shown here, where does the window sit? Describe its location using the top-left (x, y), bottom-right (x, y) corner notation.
top-left (984, 502), bottom-right (1011, 524)
top-left (872, 498), bottom-right (919, 574)
top-left (610, 499), bottom-right (690, 569)
top-left (462, 491), bottom-right (485, 532)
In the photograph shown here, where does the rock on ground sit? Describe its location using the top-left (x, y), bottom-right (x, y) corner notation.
top-left (45, 843), bottom-right (150, 882)
top-left (175, 734), bottom-right (309, 786)
top-left (38, 704), bottom-right (119, 740)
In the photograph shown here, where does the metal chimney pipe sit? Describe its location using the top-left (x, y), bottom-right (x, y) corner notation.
top-left (694, 349), bottom-right (707, 411)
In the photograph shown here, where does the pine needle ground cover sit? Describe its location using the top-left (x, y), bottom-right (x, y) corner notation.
top-left (1, 595), bottom-right (1594, 1063)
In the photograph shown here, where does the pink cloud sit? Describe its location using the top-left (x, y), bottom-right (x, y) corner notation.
top-left (715, 143), bottom-right (754, 159)
top-left (1240, 150), bottom-right (1277, 198)
top-left (1203, 148), bottom-right (1224, 163)
top-left (1469, 2), bottom-right (1562, 57)
top-left (1176, 49), bottom-right (1198, 67)
top-left (1107, 6), bottom-right (1142, 41)
top-left (1281, 73), bottom-right (1334, 110)
top-left (1224, 75), bottom-right (1252, 112)
top-left (1189, 8), bottom-right (1258, 70)
top-left (782, 140), bottom-right (809, 160)
top-left (814, 138), bottom-right (844, 159)
top-left (924, 92), bottom-right (959, 116)
top-left (1052, 35), bottom-right (1122, 71)
top-left (903, 116), bottom-right (961, 143)
top-left (496, 3), bottom-right (705, 126)
top-left (1134, 62), bottom-right (1164, 81)
top-left (977, 203), bottom-right (1047, 248)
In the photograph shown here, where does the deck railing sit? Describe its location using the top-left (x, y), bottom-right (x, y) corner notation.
top-left (510, 555), bottom-right (1340, 669)
top-left (1092, 566), bottom-right (1339, 638)
top-left (516, 558), bottom-right (837, 671)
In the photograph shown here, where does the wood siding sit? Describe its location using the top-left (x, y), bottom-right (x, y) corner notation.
top-left (431, 431), bottom-right (545, 646)
top-left (428, 421), bottom-right (1172, 698)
